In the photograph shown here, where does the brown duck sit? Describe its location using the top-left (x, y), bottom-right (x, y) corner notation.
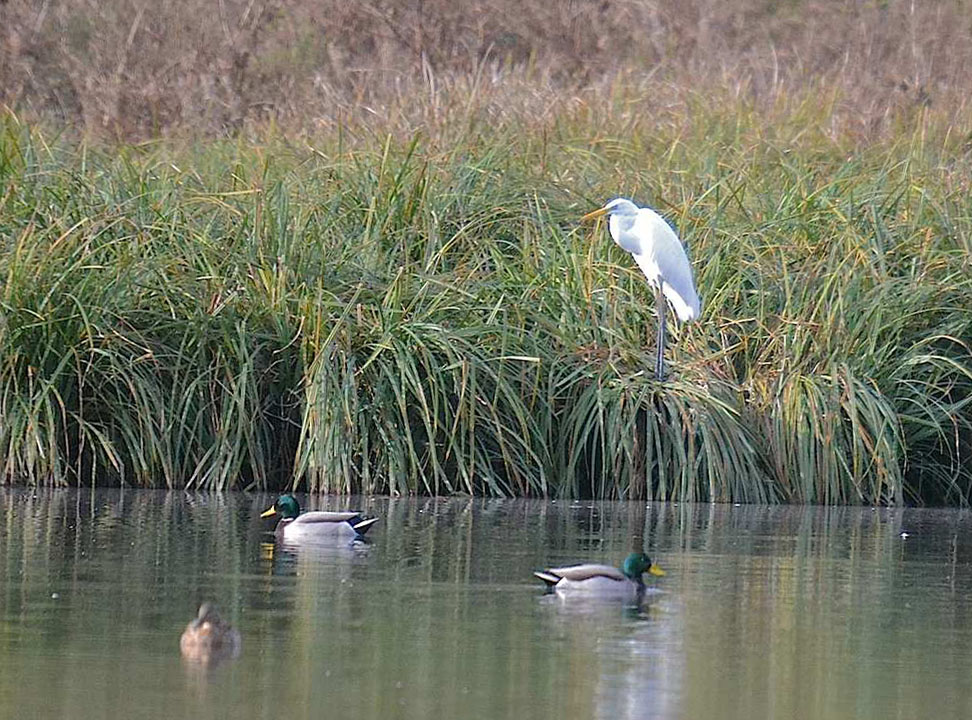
top-left (180, 603), bottom-right (241, 664)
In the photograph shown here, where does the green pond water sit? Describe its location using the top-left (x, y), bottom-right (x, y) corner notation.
top-left (2, 489), bottom-right (972, 719)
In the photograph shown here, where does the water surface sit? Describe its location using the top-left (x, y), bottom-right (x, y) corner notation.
top-left (2, 490), bottom-right (971, 719)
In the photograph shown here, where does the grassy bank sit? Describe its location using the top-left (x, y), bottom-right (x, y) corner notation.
top-left (1, 86), bottom-right (971, 503)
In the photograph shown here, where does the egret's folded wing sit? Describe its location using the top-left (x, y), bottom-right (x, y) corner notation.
top-left (633, 210), bottom-right (701, 322)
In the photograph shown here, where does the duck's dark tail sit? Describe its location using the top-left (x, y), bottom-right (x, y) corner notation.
top-left (533, 571), bottom-right (561, 588)
top-left (352, 517), bottom-right (380, 536)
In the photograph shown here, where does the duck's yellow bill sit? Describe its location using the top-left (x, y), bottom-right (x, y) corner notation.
top-left (580, 207), bottom-right (608, 222)
top-left (260, 506), bottom-right (277, 518)
top-left (648, 564), bottom-right (666, 577)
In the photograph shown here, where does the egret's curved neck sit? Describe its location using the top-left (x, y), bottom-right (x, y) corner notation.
top-left (609, 213), bottom-right (640, 253)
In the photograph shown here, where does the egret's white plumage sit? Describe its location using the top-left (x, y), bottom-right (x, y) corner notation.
top-left (582, 198), bottom-right (701, 379)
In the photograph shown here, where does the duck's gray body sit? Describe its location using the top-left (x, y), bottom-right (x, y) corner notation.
top-left (274, 511), bottom-right (378, 541)
top-left (534, 553), bottom-right (664, 599)
top-left (261, 494), bottom-right (379, 543)
top-left (535, 563), bottom-right (643, 598)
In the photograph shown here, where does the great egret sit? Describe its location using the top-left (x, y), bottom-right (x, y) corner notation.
top-left (581, 198), bottom-right (700, 380)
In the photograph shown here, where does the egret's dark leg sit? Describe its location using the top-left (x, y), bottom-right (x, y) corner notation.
top-left (655, 285), bottom-right (667, 381)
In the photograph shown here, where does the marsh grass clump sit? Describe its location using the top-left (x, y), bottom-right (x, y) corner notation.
top-left (1, 89), bottom-right (971, 502)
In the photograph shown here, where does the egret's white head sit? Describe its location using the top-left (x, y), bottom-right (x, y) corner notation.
top-left (581, 197), bottom-right (639, 222)
top-left (602, 198), bottom-right (639, 215)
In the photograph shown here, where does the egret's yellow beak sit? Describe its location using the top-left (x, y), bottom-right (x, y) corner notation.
top-left (581, 207), bottom-right (608, 222)
top-left (648, 564), bottom-right (666, 577)
top-left (260, 505), bottom-right (277, 518)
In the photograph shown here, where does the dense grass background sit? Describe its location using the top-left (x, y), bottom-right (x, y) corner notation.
top-left (3, 0), bottom-right (971, 140)
top-left (1, 88), bottom-right (970, 502)
top-left (2, 0), bottom-right (972, 501)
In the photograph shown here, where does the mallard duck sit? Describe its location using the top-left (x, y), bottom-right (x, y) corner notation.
top-left (534, 552), bottom-right (665, 598)
top-left (180, 603), bottom-right (241, 664)
top-left (260, 493), bottom-right (379, 541)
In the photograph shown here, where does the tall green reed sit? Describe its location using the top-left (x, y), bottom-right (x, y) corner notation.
top-left (0, 96), bottom-right (970, 502)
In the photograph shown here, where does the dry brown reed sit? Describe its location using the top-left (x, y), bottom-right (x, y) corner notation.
top-left (2, 0), bottom-right (970, 140)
